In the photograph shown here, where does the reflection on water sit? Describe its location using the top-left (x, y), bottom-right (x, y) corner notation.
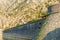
top-left (43, 28), bottom-right (60, 40)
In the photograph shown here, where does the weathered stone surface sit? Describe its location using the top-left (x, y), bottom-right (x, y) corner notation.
top-left (0, 0), bottom-right (58, 30)
top-left (36, 3), bottom-right (60, 40)
top-left (48, 3), bottom-right (60, 13)
top-left (0, 29), bottom-right (3, 40)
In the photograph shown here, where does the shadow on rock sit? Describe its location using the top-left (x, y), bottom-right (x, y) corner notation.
top-left (43, 28), bottom-right (60, 40)
top-left (3, 18), bottom-right (46, 40)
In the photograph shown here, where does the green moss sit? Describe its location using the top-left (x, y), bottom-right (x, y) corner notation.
top-left (36, 16), bottom-right (48, 40)
top-left (16, 23), bottom-right (20, 27)
top-left (31, 18), bottom-right (37, 22)
top-left (41, 11), bottom-right (49, 16)
top-left (45, 3), bottom-right (49, 8)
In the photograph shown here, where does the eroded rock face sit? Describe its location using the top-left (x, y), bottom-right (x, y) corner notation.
top-left (0, 0), bottom-right (58, 30)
